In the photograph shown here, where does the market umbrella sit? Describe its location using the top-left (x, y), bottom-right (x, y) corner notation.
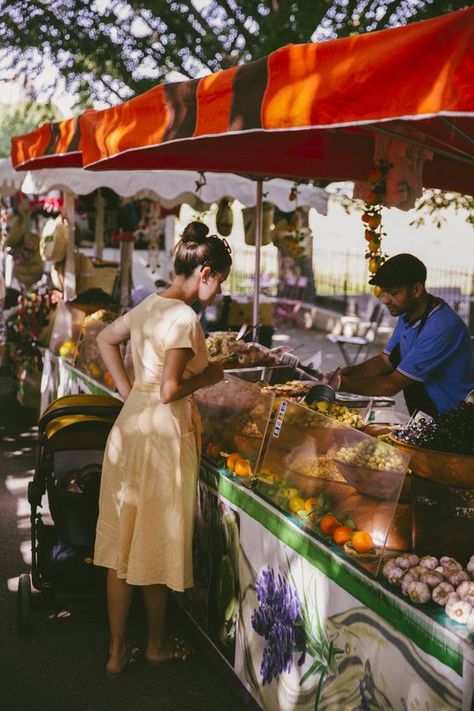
top-left (77, 7), bottom-right (473, 328)
top-left (78, 8), bottom-right (473, 192)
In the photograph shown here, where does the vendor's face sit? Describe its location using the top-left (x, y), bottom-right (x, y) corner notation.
top-left (198, 267), bottom-right (230, 306)
top-left (381, 285), bottom-right (418, 316)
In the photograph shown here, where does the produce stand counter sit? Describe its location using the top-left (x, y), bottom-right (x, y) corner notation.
top-left (40, 352), bottom-right (474, 710)
top-left (194, 460), bottom-right (474, 710)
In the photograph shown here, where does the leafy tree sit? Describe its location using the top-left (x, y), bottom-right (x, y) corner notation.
top-left (0, 1), bottom-right (467, 107)
top-left (0, 102), bottom-right (60, 157)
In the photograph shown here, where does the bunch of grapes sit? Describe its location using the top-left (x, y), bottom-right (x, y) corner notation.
top-left (395, 402), bottom-right (474, 455)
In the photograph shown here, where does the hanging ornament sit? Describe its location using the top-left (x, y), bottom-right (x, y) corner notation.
top-left (361, 159), bottom-right (392, 294)
top-left (216, 198), bottom-right (233, 236)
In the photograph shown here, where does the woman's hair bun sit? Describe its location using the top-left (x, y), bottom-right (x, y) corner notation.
top-left (181, 221), bottom-right (209, 243)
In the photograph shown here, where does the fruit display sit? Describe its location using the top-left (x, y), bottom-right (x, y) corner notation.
top-left (393, 402), bottom-right (474, 455)
top-left (382, 554), bottom-right (474, 631)
top-left (49, 301), bottom-right (85, 363)
top-left (75, 309), bottom-right (117, 386)
top-left (195, 375), bottom-right (274, 475)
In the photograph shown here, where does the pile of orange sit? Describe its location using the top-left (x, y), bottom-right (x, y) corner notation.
top-left (226, 452), bottom-right (251, 478)
top-left (317, 513), bottom-right (374, 553)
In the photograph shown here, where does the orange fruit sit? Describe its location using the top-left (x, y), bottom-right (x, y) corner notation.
top-left (320, 514), bottom-right (338, 536)
top-left (304, 497), bottom-right (318, 512)
top-left (351, 531), bottom-right (374, 554)
top-left (234, 459), bottom-right (251, 477)
top-left (226, 453), bottom-right (241, 471)
top-left (332, 525), bottom-right (354, 545)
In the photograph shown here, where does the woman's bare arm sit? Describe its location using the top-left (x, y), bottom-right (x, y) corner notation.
top-left (97, 316), bottom-right (132, 400)
top-left (160, 348), bottom-right (223, 403)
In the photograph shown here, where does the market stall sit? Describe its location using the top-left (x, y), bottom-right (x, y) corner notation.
top-left (9, 7), bottom-right (474, 709)
top-left (37, 349), bottom-right (474, 709)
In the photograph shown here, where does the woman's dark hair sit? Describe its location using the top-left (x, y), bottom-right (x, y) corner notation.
top-left (174, 221), bottom-right (232, 277)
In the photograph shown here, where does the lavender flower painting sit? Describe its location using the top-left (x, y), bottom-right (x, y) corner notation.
top-left (251, 567), bottom-right (306, 685)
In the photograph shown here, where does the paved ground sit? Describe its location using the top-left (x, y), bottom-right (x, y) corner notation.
top-left (0, 401), bottom-right (250, 711)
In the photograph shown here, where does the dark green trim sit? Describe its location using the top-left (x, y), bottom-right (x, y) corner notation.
top-left (200, 464), bottom-right (464, 676)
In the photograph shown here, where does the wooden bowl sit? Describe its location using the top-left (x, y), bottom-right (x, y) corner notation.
top-left (388, 434), bottom-right (474, 489)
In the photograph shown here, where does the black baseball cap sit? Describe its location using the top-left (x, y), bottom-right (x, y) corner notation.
top-left (369, 253), bottom-right (427, 287)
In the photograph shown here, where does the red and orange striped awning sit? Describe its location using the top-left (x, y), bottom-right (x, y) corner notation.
top-left (11, 116), bottom-right (84, 171)
top-left (12, 8), bottom-right (474, 192)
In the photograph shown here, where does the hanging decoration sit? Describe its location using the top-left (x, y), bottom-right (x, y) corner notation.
top-left (216, 198), bottom-right (233, 237)
top-left (361, 160), bottom-right (392, 294)
top-left (270, 187), bottom-right (310, 262)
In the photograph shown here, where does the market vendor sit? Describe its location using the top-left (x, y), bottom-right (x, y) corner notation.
top-left (333, 254), bottom-right (474, 416)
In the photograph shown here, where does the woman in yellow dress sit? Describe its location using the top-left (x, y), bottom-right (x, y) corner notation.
top-left (94, 222), bottom-right (232, 677)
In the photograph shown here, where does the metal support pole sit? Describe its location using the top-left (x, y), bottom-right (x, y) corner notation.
top-left (252, 179), bottom-right (263, 342)
top-left (63, 191), bottom-right (76, 301)
top-left (94, 189), bottom-right (104, 260)
top-left (120, 239), bottom-right (133, 308)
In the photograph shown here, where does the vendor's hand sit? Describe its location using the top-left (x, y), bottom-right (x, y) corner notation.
top-left (202, 362), bottom-right (224, 387)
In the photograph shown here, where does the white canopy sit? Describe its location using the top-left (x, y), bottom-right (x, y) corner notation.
top-left (21, 168), bottom-right (329, 215)
top-left (0, 158), bottom-right (24, 196)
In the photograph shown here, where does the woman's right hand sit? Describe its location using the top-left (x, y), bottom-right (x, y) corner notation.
top-left (201, 362), bottom-right (224, 387)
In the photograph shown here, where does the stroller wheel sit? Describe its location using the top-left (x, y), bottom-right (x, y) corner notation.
top-left (17, 574), bottom-right (32, 636)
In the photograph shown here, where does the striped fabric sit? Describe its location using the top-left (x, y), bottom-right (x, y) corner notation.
top-left (11, 117), bottom-right (83, 171)
top-left (11, 8), bottom-right (473, 192)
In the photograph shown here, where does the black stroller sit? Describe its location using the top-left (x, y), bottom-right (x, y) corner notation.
top-left (17, 393), bottom-right (123, 635)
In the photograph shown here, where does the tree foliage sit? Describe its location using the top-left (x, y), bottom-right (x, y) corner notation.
top-left (0, 102), bottom-right (60, 157)
top-left (0, 1), bottom-right (467, 107)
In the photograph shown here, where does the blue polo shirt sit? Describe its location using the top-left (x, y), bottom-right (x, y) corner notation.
top-left (384, 299), bottom-right (474, 414)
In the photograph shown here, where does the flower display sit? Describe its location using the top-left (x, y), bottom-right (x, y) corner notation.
top-left (251, 567), bottom-right (304, 685)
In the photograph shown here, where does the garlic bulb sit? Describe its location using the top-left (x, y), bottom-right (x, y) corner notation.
top-left (446, 570), bottom-right (469, 588)
top-left (408, 566), bottom-right (426, 580)
top-left (382, 559), bottom-right (399, 578)
top-left (445, 592), bottom-right (460, 614)
top-left (432, 582), bottom-right (455, 606)
top-left (440, 557), bottom-right (462, 571)
top-left (407, 581), bottom-right (431, 604)
top-left (456, 580), bottom-right (474, 601)
top-left (394, 553), bottom-right (419, 570)
top-left (401, 573), bottom-right (415, 596)
top-left (446, 600), bottom-right (472, 625)
top-left (420, 570), bottom-right (444, 588)
top-left (388, 567), bottom-right (405, 586)
top-left (465, 595), bottom-right (474, 607)
top-left (419, 555), bottom-right (438, 570)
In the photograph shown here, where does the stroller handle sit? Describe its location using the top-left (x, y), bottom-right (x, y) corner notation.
top-left (38, 404), bottom-right (123, 433)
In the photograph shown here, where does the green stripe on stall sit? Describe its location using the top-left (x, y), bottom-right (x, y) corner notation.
top-left (201, 465), bottom-right (463, 676)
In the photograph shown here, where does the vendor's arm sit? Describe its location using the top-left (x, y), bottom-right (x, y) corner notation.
top-left (340, 368), bottom-right (413, 397)
top-left (97, 315), bottom-right (133, 400)
top-left (340, 352), bottom-right (394, 379)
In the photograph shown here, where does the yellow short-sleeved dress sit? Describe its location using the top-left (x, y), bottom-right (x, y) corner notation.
top-left (94, 295), bottom-right (208, 591)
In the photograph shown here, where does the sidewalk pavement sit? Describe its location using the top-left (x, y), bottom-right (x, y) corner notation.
top-left (0, 403), bottom-right (248, 711)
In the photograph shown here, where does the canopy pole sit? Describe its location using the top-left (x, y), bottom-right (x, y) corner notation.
top-left (94, 189), bottom-right (104, 260)
top-left (63, 191), bottom-right (76, 301)
top-left (252, 179), bottom-right (263, 342)
top-left (120, 239), bottom-right (132, 308)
